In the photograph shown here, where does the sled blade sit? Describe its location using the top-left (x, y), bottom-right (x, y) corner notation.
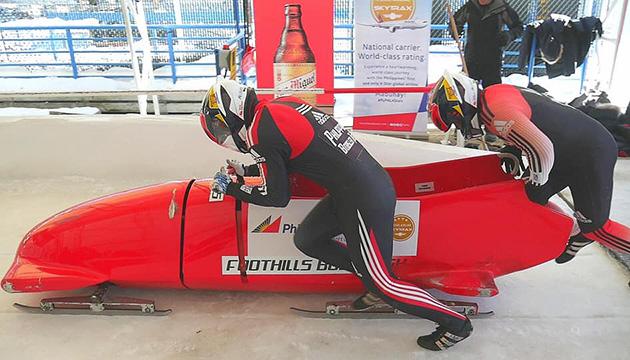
top-left (290, 305), bottom-right (413, 319)
top-left (12, 285), bottom-right (171, 316)
top-left (290, 300), bottom-right (493, 319)
top-left (13, 302), bottom-right (171, 316)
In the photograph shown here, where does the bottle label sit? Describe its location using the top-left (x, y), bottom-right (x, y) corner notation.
top-left (273, 63), bottom-right (317, 105)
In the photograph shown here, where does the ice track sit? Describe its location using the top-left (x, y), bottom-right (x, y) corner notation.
top-left (0, 115), bottom-right (629, 359)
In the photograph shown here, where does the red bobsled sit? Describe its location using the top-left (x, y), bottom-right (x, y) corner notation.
top-left (2, 154), bottom-right (573, 298)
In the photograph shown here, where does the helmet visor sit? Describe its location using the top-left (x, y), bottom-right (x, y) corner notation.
top-left (428, 102), bottom-right (450, 132)
top-left (201, 112), bottom-right (232, 145)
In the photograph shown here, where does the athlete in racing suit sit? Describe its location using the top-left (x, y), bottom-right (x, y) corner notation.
top-left (200, 79), bottom-right (472, 351)
top-left (480, 84), bottom-right (630, 261)
top-left (427, 71), bottom-right (630, 264)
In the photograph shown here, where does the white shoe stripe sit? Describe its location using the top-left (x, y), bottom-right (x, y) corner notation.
top-left (440, 337), bottom-right (455, 346)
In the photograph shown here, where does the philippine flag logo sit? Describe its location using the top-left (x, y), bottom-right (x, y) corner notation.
top-left (252, 215), bottom-right (282, 233)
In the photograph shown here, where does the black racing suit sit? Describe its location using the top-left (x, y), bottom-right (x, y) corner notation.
top-left (479, 84), bottom-right (630, 252)
top-left (454, 0), bottom-right (523, 88)
top-left (225, 97), bottom-right (467, 329)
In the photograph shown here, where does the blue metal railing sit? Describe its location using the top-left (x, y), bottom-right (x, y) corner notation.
top-left (0, 23), bottom-right (465, 84)
top-left (0, 23), bottom-right (582, 86)
top-left (0, 23), bottom-right (241, 83)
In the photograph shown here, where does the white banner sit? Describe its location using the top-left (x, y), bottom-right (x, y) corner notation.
top-left (226, 199), bottom-right (420, 275)
top-left (353, 0), bottom-right (431, 135)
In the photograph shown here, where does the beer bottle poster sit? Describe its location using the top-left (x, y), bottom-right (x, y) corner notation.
top-left (353, 0), bottom-right (430, 135)
top-left (253, 0), bottom-right (334, 106)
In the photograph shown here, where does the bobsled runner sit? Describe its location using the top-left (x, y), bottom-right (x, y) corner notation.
top-left (2, 153), bottom-right (573, 315)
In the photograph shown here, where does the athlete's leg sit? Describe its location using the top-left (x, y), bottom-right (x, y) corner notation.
top-left (523, 170), bottom-right (593, 263)
top-left (569, 135), bottom-right (630, 253)
top-left (293, 195), bottom-right (353, 272)
top-left (524, 167), bottom-right (569, 206)
top-left (333, 188), bottom-right (469, 330)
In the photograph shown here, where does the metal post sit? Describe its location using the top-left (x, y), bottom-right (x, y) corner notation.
top-left (527, 36), bottom-right (537, 84)
top-left (242, 0), bottom-right (251, 47)
top-left (121, 0), bottom-right (146, 114)
top-left (66, 29), bottom-right (78, 79)
top-left (173, 0), bottom-right (184, 39)
top-left (608, 0), bottom-right (628, 90)
top-left (134, 0), bottom-right (160, 115)
top-left (530, 0), bottom-right (539, 23)
top-left (167, 29), bottom-right (177, 84)
top-left (579, 50), bottom-right (589, 93)
top-left (232, 0), bottom-right (246, 84)
top-left (214, 48), bottom-right (221, 77)
top-left (121, 0), bottom-right (160, 115)
top-left (232, 0), bottom-right (241, 35)
top-left (151, 28), bottom-right (158, 54)
top-left (50, 29), bottom-right (58, 62)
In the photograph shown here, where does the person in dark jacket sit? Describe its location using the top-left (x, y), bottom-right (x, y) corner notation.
top-left (453, 0), bottom-right (523, 88)
top-left (200, 78), bottom-right (473, 351)
top-left (518, 15), bottom-right (603, 79)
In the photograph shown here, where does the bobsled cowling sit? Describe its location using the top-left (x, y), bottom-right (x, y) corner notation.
top-left (2, 154), bottom-right (573, 297)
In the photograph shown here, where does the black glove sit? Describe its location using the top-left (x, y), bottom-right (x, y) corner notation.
top-left (499, 145), bottom-right (522, 175)
top-left (495, 31), bottom-right (510, 47)
top-left (524, 180), bottom-right (548, 205)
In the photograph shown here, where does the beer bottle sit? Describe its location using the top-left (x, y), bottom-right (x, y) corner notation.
top-left (273, 4), bottom-right (317, 105)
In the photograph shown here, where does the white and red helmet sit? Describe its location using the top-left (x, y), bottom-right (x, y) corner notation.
top-left (200, 77), bottom-right (257, 153)
top-left (427, 70), bottom-right (482, 139)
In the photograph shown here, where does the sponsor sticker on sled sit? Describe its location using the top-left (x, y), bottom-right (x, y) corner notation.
top-left (246, 199), bottom-right (420, 261)
top-left (393, 200), bottom-right (419, 256)
top-left (393, 214), bottom-right (414, 241)
top-left (209, 190), bottom-right (224, 202)
top-left (222, 256), bottom-right (348, 275)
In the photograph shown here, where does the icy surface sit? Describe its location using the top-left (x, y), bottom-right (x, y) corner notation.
top-left (0, 176), bottom-right (629, 359)
top-left (0, 116), bottom-right (629, 359)
top-left (0, 12), bottom-right (628, 358)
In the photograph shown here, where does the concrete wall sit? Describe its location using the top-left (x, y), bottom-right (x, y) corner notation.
top-left (0, 115), bottom-right (483, 182)
top-left (0, 115), bottom-right (246, 181)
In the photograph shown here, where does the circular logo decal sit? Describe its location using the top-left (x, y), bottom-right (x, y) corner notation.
top-left (393, 214), bottom-right (415, 242)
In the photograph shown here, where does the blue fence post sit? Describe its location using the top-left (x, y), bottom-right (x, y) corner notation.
top-left (167, 27), bottom-right (177, 84)
top-left (214, 48), bottom-right (221, 78)
top-left (527, 36), bottom-right (537, 84)
top-left (579, 52), bottom-right (588, 93)
top-left (232, 0), bottom-right (241, 33)
top-left (232, 0), bottom-right (246, 84)
top-left (151, 28), bottom-right (158, 54)
top-left (530, 0), bottom-right (539, 23)
top-left (49, 29), bottom-right (58, 62)
top-left (66, 28), bottom-right (78, 79)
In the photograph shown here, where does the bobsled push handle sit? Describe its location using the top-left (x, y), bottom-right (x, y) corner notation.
top-left (235, 200), bottom-right (248, 282)
top-left (496, 152), bottom-right (522, 176)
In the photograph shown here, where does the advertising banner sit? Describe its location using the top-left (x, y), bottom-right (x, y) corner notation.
top-left (222, 199), bottom-right (420, 276)
top-left (252, 0), bottom-right (334, 106)
top-left (353, 0), bottom-right (431, 135)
